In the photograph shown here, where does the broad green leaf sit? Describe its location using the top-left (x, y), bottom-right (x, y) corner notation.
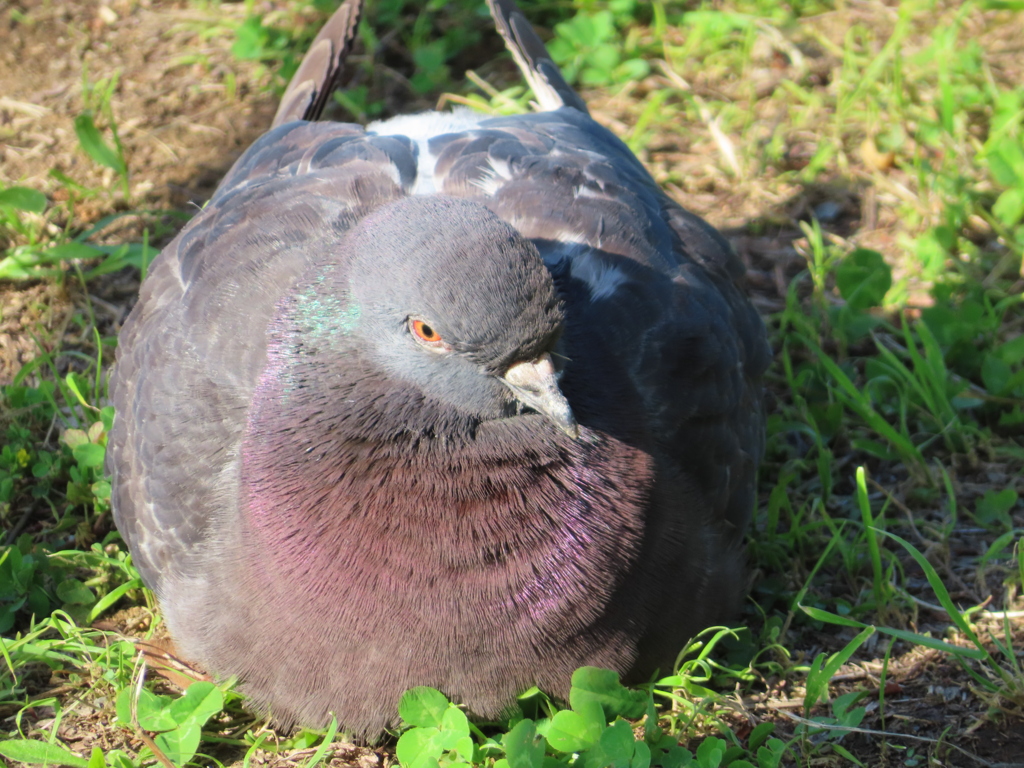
top-left (137, 683), bottom-right (224, 766)
top-left (167, 681), bottom-right (224, 726)
top-left (681, 10), bottom-right (756, 34)
top-left (835, 248), bottom-right (891, 310)
top-left (616, 58), bottom-right (650, 82)
top-left (981, 354), bottom-right (1011, 395)
top-left (914, 232), bottom-right (948, 281)
top-left (438, 706), bottom-right (470, 750)
top-left (0, 186), bottom-right (47, 213)
top-left (569, 667), bottom-right (646, 720)
top-left (502, 719), bottom-right (545, 768)
top-left (399, 687), bottom-right (450, 728)
top-left (975, 488), bottom-right (1018, 529)
top-left (115, 684), bottom-right (134, 725)
top-left (694, 736), bottom-right (725, 768)
top-left (990, 136), bottom-right (1024, 183)
top-left (56, 578), bottom-right (95, 605)
top-left (103, 749), bottom-right (136, 768)
top-left (994, 188), bottom-right (1024, 227)
top-left (91, 478), bottom-right (112, 502)
top-left (121, 687), bottom-right (177, 732)
top-left (231, 17), bottom-right (266, 60)
top-left (546, 705), bottom-right (603, 753)
top-left (997, 334), bottom-right (1024, 366)
top-left (630, 738), bottom-right (651, 768)
top-left (0, 739), bottom-right (90, 767)
top-left (756, 739), bottom-right (785, 768)
top-left (101, 406), bottom-right (116, 432)
top-left (747, 722), bottom-right (775, 752)
top-left (642, 694), bottom-right (660, 744)
top-left (598, 719), bottom-right (635, 768)
top-left (154, 722), bottom-right (202, 767)
top-left (831, 691), bottom-right (866, 726)
top-left (62, 429), bottom-right (90, 449)
top-left (987, 142), bottom-right (1020, 186)
top-left (396, 727), bottom-right (444, 767)
top-left (452, 735), bottom-right (475, 763)
top-left (72, 442), bottom-right (106, 469)
top-left (652, 743), bottom-right (692, 768)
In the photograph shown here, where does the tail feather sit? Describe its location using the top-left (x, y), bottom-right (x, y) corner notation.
top-left (486, 0), bottom-right (589, 114)
top-left (272, 0), bottom-right (365, 127)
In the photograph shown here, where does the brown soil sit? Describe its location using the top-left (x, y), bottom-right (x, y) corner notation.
top-left (1, 0), bottom-right (279, 210)
top-left (0, 281), bottom-right (74, 383)
top-left (1, 0), bottom-right (290, 383)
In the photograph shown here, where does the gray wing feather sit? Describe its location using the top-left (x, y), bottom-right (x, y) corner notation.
top-left (272, 0), bottom-right (365, 126)
top-left (487, 0), bottom-right (590, 114)
top-left (108, 122), bottom-right (413, 593)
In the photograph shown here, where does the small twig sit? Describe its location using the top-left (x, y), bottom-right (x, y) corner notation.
top-left (655, 60), bottom-right (741, 177)
top-left (0, 97), bottom-right (50, 117)
top-left (86, 293), bottom-right (125, 322)
top-left (656, 61), bottom-right (691, 92)
top-left (904, 592), bottom-right (958, 615)
top-left (830, 669), bottom-right (871, 684)
top-left (4, 506), bottom-right (36, 546)
top-left (976, 609), bottom-right (1024, 620)
top-left (691, 95), bottom-right (741, 177)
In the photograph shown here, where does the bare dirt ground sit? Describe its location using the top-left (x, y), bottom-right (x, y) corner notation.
top-left (1, 0), bottom-right (283, 382)
top-left (3, 0), bottom-right (1024, 766)
top-left (1, 0), bottom-right (278, 207)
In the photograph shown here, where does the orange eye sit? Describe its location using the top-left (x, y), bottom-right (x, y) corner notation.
top-left (410, 319), bottom-right (445, 348)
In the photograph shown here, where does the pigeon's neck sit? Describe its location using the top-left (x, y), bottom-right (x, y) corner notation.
top-left (238, 353), bottom-right (656, 604)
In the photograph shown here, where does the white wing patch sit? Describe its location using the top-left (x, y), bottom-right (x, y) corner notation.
top-left (368, 108), bottom-right (488, 196)
top-left (570, 250), bottom-right (628, 300)
top-left (473, 155), bottom-right (515, 196)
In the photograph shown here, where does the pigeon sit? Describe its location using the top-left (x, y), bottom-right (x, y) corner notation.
top-left (107, 0), bottom-right (770, 737)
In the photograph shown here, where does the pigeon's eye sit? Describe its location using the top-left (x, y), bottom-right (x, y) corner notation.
top-left (409, 319), bottom-right (447, 350)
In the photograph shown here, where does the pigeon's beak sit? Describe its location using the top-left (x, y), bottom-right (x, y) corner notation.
top-left (501, 353), bottom-right (579, 439)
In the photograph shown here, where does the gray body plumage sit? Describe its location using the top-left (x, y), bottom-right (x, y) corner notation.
top-left (108, 0), bottom-right (770, 736)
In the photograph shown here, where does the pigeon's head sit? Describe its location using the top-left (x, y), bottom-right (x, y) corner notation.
top-left (334, 195), bottom-right (576, 436)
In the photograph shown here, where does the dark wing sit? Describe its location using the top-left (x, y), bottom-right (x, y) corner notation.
top-left (108, 122), bottom-right (415, 594)
top-left (487, 0), bottom-right (589, 114)
top-left (428, 107), bottom-right (770, 538)
top-left (476, 0), bottom-right (769, 548)
top-left (272, 0), bottom-right (365, 126)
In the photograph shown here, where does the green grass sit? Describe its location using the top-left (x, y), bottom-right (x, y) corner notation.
top-left (2, 0), bottom-right (1024, 765)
